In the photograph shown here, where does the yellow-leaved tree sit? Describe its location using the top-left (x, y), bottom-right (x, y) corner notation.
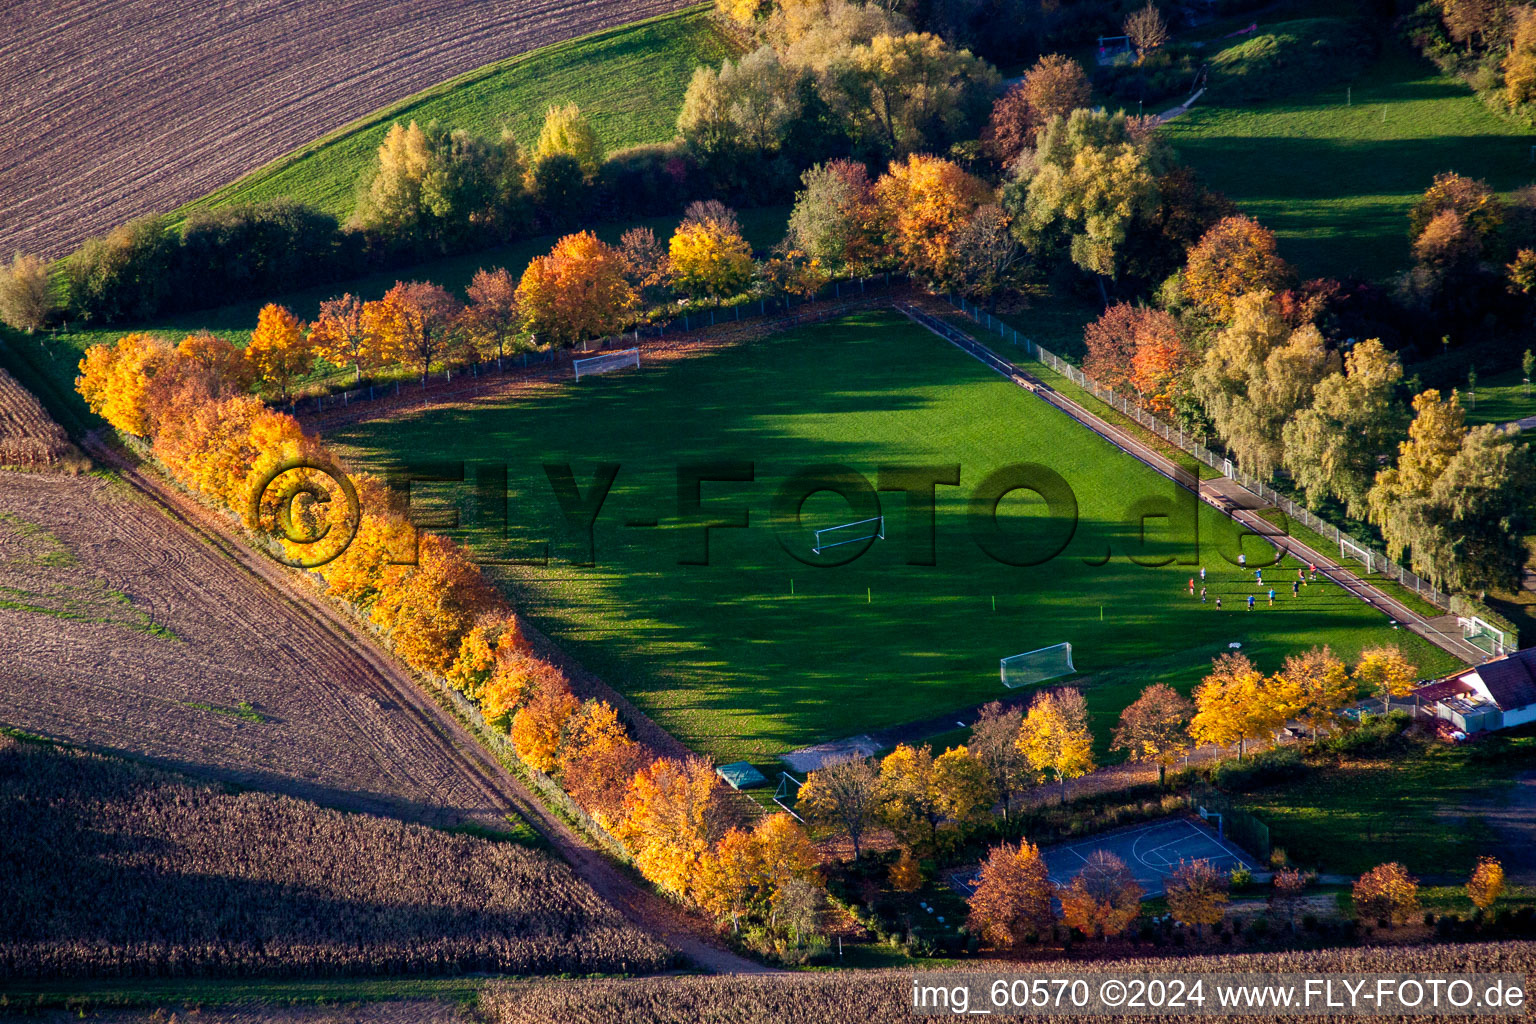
top-left (532, 104), bottom-right (603, 180)
top-left (76, 333), bottom-right (172, 436)
top-left (616, 756), bottom-right (733, 903)
top-left (669, 217), bottom-right (756, 300)
top-left (1017, 687), bottom-right (1096, 800)
top-left (1353, 646), bottom-right (1418, 715)
top-left (245, 303), bottom-right (312, 401)
top-left (517, 231), bottom-right (635, 347)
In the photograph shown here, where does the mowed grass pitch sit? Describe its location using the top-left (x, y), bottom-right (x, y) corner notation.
top-left (1164, 46), bottom-right (1534, 281)
top-left (328, 310), bottom-right (1462, 763)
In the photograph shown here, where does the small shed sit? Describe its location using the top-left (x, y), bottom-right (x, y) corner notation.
top-left (716, 761), bottom-right (768, 790)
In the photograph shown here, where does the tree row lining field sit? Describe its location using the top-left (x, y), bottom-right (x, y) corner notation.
top-left (0, 0), bottom-right (702, 258)
top-left (329, 310), bottom-right (1460, 765)
top-left (1165, 46), bottom-right (1536, 282)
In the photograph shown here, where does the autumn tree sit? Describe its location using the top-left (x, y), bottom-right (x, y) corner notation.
top-left (1269, 867), bottom-right (1308, 934)
top-left (370, 533), bottom-right (496, 673)
top-left (798, 755), bottom-right (881, 860)
top-left (1083, 302), bottom-right (1184, 400)
top-left (1354, 646), bottom-right (1419, 715)
top-left (716, 0), bottom-right (770, 23)
top-left (1368, 390), bottom-right (1536, 592)
top-left (1271, 646), bottom-right (1353, 739)
top-left (968, 702), bottom-right (1030, 822)
top-left (833, 31), bottom-right (999, 157)
top-left (532, 104), bottom-right (603, 180)
top-left (1353, 862), bottom-right (1419, 926)
top-left (1193, 294), bottom-right (1338, 479)
top-left (1125, 3), bottom-right (1169, 63)
top-left (874, 153), bottom-right (990, 288)
top-left (516, 232), bottom-right (635, 347)
top-left (1191, 653), bottom-right (1283, 759)
top-left (933, 745), bottom-right (993, 833)
top-left (1506, 7), bottom-right (1536, 105)
top-left (1467, 856), bottom-right (1505, 912)
top-left (617, 756), bottom-right (733, 903)
top-left (1005, 109), bottom-right (1165, 287)
top-left (669, 215), bottom-right (755, 299)
top-left (1410, 172), bottom-right (1504, 253)
top-left (1165, 858), bottom-right (1229, 938)
top-left (555, 698), bottom-right (629, 784)
top-left (462, 267), bottom-right (522, 363)
top-left (951, 205), bottom-right (1028, 301)
top-left (1183, 216), bottom-right (1293, 323)
top-left (510, 677), bottom-right (581, 773)
top-left (966, 840), bottom-right (1056, 949)
top-left (1282, 338), bottom-right (1407, 518)
top-left (697, 827), bottom-right (761, 933)
top-left (309, 294), bottom-right (377, 382)
top-left (0, 253), bottom-right (57, 332)
top-left (785, 159), bottom-right (886, 275)
top-left (1060, 850), bottom-right (1143, 941)
top-left (76, 333), bottom-right (172, 436)
top-left (1112, 683), bottom-right (1193, 787)
top-left (619, 227), bottom-right (669, 303)
top-left (1017, 688), bottom-right (1096, 800)
top-left (246, 303), bottom-right (312, 401)
top-left (564, 735), bottom-right (650, 829)
top-left (877, 743), bottom-right (946, 851)
top-left (175, 330), bottom-right (253, 396)
top-left (363, 282), bottom-right (461, 382)
top-left (983, 54), bottom-right (1091, 165)
top-left (890, 847), bottom-right (923, 892)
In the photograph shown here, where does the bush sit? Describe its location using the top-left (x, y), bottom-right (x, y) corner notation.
top-left (1208, 19), bottom-right (1377, 102)
top-left (1323, 710), bottom-right (1414, 757)
top-left (1209, 748), bottom-right (1307, 791)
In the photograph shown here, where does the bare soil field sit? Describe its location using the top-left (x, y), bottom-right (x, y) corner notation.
top-left (0, 0), bottom-right (691, 258)
top-left (0, 363), bottom-right (78, 469)
top-left (0, 469), bottom-right (510, 828)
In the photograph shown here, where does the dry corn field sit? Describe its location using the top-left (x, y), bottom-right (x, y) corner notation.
top-left (0, 469), bottom-right (517, 829)
top-left (0, 735), bottom-right (672, 978)
top-left (482, 945), bottom-right (1536, 1023)
top-left (0, 364), bottom-right (77, 468)
top-left (0, 0), bottom-right (692, 258)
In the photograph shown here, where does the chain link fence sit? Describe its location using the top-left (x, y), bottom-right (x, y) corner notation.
top-left (946, 296), bottom-right (1450, 612)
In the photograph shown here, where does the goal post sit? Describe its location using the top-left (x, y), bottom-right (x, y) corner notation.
top-left (573, 348), bottom-right (640, 381)
top-left (1000, 642), bottom-right (1075, 688)
top-left (1460, 616), bottom-right (1513, 657)
top-left (812, 515), bottom-right (884, 555)
top-left (1339, 536), bottom-right (1375, 574)
top-left (773, 772), bottom-right (804, 822)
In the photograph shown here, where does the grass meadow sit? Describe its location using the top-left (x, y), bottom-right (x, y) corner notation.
top-left (328, 310), bottom-right (1461, 764)
top-left (181, 8), bottom-right (736, 222)
top-left (1164, 45), bottom-right (1535, 281)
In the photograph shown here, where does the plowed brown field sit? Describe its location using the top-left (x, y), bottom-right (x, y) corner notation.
top-left (0, 0), bottom-right (690, 258)
top-left (0, 469), bottom-right (506, 827)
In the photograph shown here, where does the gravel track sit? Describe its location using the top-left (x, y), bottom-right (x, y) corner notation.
top-left (0, 0), bottom-right (692, 258)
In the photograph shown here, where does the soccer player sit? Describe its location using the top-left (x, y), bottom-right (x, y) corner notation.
top-left (1247, 594), bottom-right (1255, 611)
top-left (1255, 568), bottom-right (1263, 585)
top-left (1189, 577), bottom-right (1195, 595)
top-left (1309, 561), bottom-right (1317, 580)
top-left (1200, 566), bottom-right (1207, 582)
top-left (1239, 553), bottom-right (1247, 568)
top-left (1215, 597), bottom-right (1222, 610)
top-left (1268, 588), bottom-right (1275, 606)
top-left (1200, 586), bottom-right (1207, 603)
top-left (1292, 580), bottom-right (1300, 598)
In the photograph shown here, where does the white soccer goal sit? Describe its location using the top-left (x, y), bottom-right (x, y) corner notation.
top-left (1000, 642), bottom-right (1075, 688)
top-left (573, 348), bottom-right (640, 381)
top-left (1339, 536), bottom-right (1375, 574)
top-left (774, 772), bottom-right (804, 822)
top-left (1460, 616), bottom-right (1513, 657)
top-left (812, 515), bottom-right (884, 555)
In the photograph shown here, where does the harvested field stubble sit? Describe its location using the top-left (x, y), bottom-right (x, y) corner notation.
top-left (0, 470), bottom-right (508, 827)
top-left (0, 0), bottom-right (691, 258)
top-left (0, 735), bottom-right (673, 978)
top-left (0, 364), bottom-right (79, 468)
top-left (481, 944), bottom-right (1536, 1023)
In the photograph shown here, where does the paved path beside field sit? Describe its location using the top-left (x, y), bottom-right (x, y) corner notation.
top-left (895, 301), bottom-right (1486, 667)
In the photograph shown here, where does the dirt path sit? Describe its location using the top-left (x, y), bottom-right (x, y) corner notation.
top-left (79, 438), bottom-right (770, 976)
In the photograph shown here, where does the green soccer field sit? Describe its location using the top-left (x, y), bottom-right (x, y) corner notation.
top-left (329, 310), bottom-right (1464, 763)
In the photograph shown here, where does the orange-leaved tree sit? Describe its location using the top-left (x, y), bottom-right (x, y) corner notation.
top-left (462, 267), bottom-right (523, 363)
top-left (874, 153), bottom-right (990, 290)
top-left (1183, 215), bottom-right (1292, 323)
top-left (616, 755), bottom-right (733, 903)
top-left (370, 533), bottom-right (497, 673)
top-left (1060, 849), bottom-right (1142, 941)
top-left (76, 333), bottom-right (173, 436)
top-left (1111, 682), bottom-right (1193, 787)
top-left (246, 303), bottom-right (313, 401)
top-left (309, 294), bottom-right (382, 383)
top-left (363, 281), bottom-right (461, 383)
top-left (510, 675), bottom-right (580, 773)
top-left (1165, 858), bottom-right (1229, 938)
top-left (517, 231), bottom-right (634, 347)
top-left (966, 839), bottom-right (1056, 949)
top-left (1353, 862), bottom-right (1419, 926)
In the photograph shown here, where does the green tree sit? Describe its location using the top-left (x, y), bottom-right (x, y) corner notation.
top-left (785, 159), bottom-right (886, 276)
top-left (832, 31), bottom-right (999, 157)
top-left (1004, 109), bottom-right (1166, 289)
top-left (532, 104), bottom-right (603, 180)
top-left (1282, 338), bottom-right (1407, 518)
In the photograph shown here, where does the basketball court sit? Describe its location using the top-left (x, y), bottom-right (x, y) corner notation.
top-left (952, 816), bottom-right (1257, 899)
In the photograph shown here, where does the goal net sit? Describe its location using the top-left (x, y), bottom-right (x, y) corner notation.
top-left (773, 772), bottom-right (804, 822)
top-left (1339, 536), bottom-right (1375, 575)
top-left (573, 348), bottom-right (640, 381)
top-left (1460, 616), bottom-right (1512, 657)
top-left (812, 515), bottom-right (884, 555)
top-left (1000, 642), bottom-right (1075, 688)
